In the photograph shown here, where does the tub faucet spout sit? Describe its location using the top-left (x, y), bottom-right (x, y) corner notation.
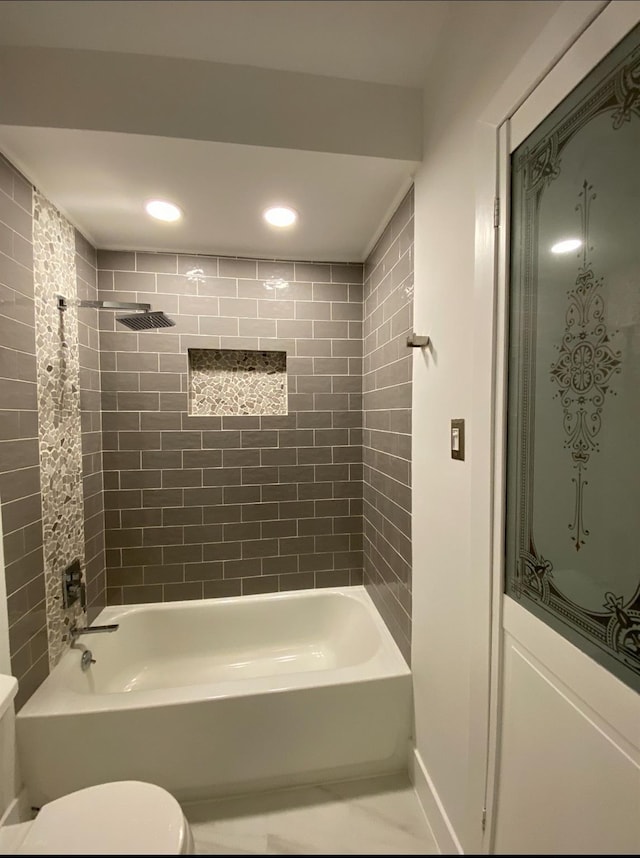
top-left (70, 622), bottom-right (119, 644)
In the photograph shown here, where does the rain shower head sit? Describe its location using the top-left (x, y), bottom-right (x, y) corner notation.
top-left (57, 296), bottom-right (175, 330)
top-left (116, 311), bottom-right (175, 330)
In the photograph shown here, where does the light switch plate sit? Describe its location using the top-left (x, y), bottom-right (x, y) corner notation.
top-left (451, 418), bottom-right (465, 461)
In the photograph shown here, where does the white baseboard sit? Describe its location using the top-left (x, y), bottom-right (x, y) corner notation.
top-left (409, 747), bottom-right (464, 855)
top-left (0, 788), bottom-right (30, 826)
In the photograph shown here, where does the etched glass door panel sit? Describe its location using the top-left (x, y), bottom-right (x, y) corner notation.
top-left (506, 23), bottom-right (640, 691)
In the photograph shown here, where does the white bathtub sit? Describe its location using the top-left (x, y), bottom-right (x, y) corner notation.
top-left (17, 587), bottom-right (412, 806)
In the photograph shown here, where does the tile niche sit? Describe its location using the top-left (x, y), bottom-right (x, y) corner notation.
top-left (188, 348), bottom-right (287, 417)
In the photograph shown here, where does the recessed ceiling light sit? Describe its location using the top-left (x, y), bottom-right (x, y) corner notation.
top-left (551, 238), bottom-right (582, 254)
top-left (145, 200), bottom-right (182, 222)
top-left (263, 206), bottom-right (298, 228)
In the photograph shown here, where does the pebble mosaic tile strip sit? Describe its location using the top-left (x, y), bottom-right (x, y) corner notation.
top-left (188, 348), bottom-right (287, 417)
top-left (33, 190), bottom-right (87, 666)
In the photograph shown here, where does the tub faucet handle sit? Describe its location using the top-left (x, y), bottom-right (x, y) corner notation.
top-left (81, 650), bottom-right (96, 671)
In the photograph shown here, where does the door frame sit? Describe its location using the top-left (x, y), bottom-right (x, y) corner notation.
top-left (467, 0), bottom-right (640, 851)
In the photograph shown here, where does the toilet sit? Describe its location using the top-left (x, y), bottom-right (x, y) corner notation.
top-left (0, 675), bottom-right (194, 854)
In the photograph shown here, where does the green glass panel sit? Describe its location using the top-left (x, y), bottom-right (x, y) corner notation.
top-left (506, 23), bottom-right (640, 691)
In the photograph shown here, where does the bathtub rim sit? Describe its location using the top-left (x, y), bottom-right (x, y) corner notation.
top-left (17, 586), bottom-right (410, 719)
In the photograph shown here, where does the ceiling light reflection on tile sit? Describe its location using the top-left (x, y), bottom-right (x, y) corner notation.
top-left (185, 267), bottom-right (206, 284)
top-left (263, 277), bottom-right (290, 292)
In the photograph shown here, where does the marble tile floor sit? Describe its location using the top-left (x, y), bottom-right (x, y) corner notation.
top-left (182, 773), bottom-right (438, 855)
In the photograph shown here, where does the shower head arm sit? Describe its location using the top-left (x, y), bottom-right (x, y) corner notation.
top-left (81, 300), bottom-right (152, 312)
top-left (55, 295), bottom-right (174, 329)
top-left (57, 297), bottom-right (151, 312)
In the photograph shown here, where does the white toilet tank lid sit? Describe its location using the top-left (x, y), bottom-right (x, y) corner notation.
top-left (17, 780), bottom-right (190, 855)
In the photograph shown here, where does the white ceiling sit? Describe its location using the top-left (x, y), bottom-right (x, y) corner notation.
top-left (0, 126), bottom-right (417, 261)
top-left (0, 0), bottom-right (448, 87)
top-left (0, 1), bottom-right (441, 259)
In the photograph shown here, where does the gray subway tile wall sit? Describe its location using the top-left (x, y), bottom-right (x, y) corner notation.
top-left (0, 151), bottom-right (106, 708)
top-left (1, 139), bottom-right (414, 708)
top-left (97, 251), bottom-right (365, 604)
top-left (363, 188), bottom-right (414, 663)
top-left (0, 155), bottom-right (47, 709)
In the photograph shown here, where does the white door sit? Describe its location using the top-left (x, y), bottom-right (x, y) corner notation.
top-left (489, 5), bottom-right (640, 854)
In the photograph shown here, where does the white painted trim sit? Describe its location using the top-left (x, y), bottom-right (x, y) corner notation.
top-left (0, 789), bottom-right (30, 827)
top-left (504, 598), bottom-right (640, 754)
top-left (511, 0), bottom-right (640, 148)
top-left (481, 0), bottom-right (608, 127)
top-left (409, 747), bottom-right (464, 855)
top-left (465, 116), bottom-right (499, 854)
top-left (482, 121), bottom-right (511, 855)
top-left (468, 0), bottom-right (630, 852)
top-left (494, 630), bottom-right (639, 853)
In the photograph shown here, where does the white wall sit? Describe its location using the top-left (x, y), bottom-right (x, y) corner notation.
top-left (0, 46), bottom-right (422, 161)
top-left (410, 1), bottom-right (563, 850)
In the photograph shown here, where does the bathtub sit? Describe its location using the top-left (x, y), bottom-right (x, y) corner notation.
top-left (17, 586), bottom-right (412, 806)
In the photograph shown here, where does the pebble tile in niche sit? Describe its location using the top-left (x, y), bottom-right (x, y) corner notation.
top-left (188, 348), bottom-right (287, 417)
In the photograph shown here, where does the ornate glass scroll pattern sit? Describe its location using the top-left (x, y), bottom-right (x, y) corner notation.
top-left (506, 23), bottom-right (640, 691)
top-left (549, 182), bottom-right (621, 551)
